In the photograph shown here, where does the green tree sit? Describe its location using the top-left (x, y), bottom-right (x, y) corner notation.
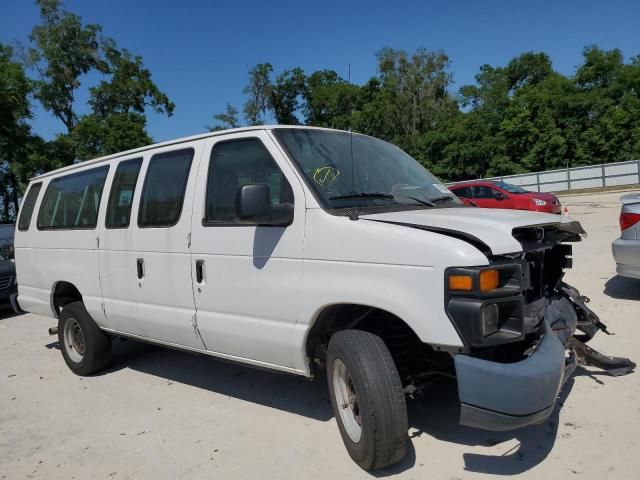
top-left (243, 63), bottom-right (273, 125)
top-left (303, 70), bottom-right (362, 130)
top-left (27, 0), bottom-right (104, 132)
top-left (89, 40), bottom-right (175, 118)
top-left (376, 47), bottom-right (456, 141)
top-left (270, 67), bottom-right (306, 124)
top-left (0, 43), bottom-right (38, 221)
top-left (71, 113), bottom-right (152, 160)
top-left (208, 103), bottom-right (240, 131)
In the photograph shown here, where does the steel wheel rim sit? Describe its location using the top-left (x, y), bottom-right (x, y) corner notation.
top-left (332, 358), bottom-right (362, 443)
top-left (63, 317), bottom-right (85, 363)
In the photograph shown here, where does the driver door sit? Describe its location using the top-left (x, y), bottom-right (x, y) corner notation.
top-left (189, 131), bottom-right (307, 369)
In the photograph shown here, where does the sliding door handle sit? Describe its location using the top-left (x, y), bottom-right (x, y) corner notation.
top-left (195, 260), bottom-right (204, 284)
top-left (136, 258), bottom-right (145, 279)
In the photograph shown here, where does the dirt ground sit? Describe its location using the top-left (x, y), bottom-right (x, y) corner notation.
top-left (1, 190), bottom-right (639, 479)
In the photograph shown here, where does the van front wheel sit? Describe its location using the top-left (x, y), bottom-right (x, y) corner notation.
top-left (326, 330), bottom-right (408, 471)
top-left (58, 301), bottom-right (111, 376)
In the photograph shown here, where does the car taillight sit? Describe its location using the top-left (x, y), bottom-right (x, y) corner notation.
top-left (619, 212), bottom-right (640, 231)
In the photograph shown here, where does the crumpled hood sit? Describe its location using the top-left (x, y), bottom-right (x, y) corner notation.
top-left (360, 207), bottom-right (584, 255)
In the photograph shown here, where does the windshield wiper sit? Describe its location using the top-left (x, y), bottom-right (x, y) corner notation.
top-left (330, 192), bottom-right (395, 201)
top-left (391, 193), bottom-right (436, 207)
top-left (331, 192), bottom-right (436, 208)
top-left (428, 195), bottom-right (457, 204)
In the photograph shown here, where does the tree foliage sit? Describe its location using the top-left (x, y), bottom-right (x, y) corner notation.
top-left (218, 45), bottom-right (640, 181)
top-left (0, 0), bottom-right (175, 221)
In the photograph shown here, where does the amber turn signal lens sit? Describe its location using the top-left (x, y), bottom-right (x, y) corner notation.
top-left (479, 269), bottom-right (500, 292)
top-left (448, 274), bottom-right (473, 291)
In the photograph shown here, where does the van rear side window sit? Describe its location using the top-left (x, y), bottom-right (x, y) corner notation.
top-left (18, 182), bottom-right (42, 231)
top-left (37, 166), bottom-right (110, 230)
top-left (106, 158), bottom-right (142, 229)
top-left (138, 149), bottom-right (194, 228)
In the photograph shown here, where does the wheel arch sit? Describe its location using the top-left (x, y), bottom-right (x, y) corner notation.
top-left (50, 280), bottom-right (84, 318)
top-left (304, 303), bottom-right (426, 378)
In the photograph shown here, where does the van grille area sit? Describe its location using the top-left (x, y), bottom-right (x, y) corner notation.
top-left (0, 276), bottom-right (12, 290)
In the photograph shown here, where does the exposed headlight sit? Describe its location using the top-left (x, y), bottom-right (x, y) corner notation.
top-left (481, 304), bottom-right (500, 337)
top-left (533, 199), bottom-right (547, 206)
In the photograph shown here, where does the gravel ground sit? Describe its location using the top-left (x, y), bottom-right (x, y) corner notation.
top-left (1, 189), bottom-right (639, 479)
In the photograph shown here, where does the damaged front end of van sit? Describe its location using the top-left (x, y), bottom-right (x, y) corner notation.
top-left (443, 222), bottom-right (635, 430)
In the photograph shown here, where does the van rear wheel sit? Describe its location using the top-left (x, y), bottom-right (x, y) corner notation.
top-left (58, 301), bottom-right (111, 376)
top-left (326, 330), bottom-right (408, 471)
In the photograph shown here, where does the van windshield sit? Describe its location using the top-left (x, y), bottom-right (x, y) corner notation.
top-left (274, 129), bottom-right (461, 211)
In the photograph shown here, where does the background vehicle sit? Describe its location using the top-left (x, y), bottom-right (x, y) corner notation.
top-left (13, 126), bottom-right (631, 471)
top-left (612, 192), bottom-right (640, 279)
top-left (449, 180), bottom-right (561, 214)
top-left (0, 224), bottom-right (15, 259)
top-left (0, 251), bottom-right (18, 310)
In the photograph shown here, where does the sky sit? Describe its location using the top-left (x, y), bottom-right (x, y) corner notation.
top-left (2, 0), bottom-right (639, 143)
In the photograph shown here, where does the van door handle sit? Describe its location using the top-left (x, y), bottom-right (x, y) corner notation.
top-left (195, 260), bottom-right (204, 284)
top-left (136, 258), bottom-right (145, 279)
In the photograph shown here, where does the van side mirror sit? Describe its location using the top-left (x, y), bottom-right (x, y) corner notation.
top-left (235, 184), bottom-right (294, 226)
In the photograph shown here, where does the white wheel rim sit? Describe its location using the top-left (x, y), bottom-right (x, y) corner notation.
top-left (63, 317), bottom-right (85, 363)
top-left (332, 358), bottom-right (362, 443)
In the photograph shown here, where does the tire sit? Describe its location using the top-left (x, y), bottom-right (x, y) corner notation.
top-left (326, 329), bottom-right (408, 471)
top-left (58, 301), bottom-right (111, 376)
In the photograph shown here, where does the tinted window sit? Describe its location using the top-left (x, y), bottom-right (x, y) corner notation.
top-left (205, 139), bottom-right (292, 224)
top-left (37, 167), bottom-right (109, 230)
top-left (18, 183), bottom-right (42, 231)
top-left (494, 181), bottom-right (526, 194)
top-left (106, 158), bottom-right (142, 229)
top-left (138, 149), bottom-right (193, 228)
top-left (451, 186), bottom-right (471, 198)
top-left (471, 185), bottom-right (494, 199)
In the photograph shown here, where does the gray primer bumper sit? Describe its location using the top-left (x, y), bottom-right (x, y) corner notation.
top-left (455, 322), bottom-right (570, 431)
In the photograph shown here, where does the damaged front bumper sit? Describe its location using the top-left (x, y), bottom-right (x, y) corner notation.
top-left (456, 320), bottom-right (573, 431)
top-left (454, 288), bottom-right (634, 431)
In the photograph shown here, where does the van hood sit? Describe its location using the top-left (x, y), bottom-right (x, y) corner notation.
top-left (360, 207), bottom-right (584, 255)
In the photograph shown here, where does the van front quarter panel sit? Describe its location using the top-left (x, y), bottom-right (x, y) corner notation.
top-left (291, 208), bottom-right (489, 374)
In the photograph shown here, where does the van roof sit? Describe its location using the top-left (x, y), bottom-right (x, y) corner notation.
top-left (30, 125), bottom-right (343, 181)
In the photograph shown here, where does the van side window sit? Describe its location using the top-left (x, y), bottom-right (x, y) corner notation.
top-left (138, 149), bottom-right (194, 228)
top-left (37, 166), bottom-right (109, 230)
top-left (106, 158), bottom-right (142, 229)
top-left (205, 139), bottom-right (292, 224)
top-left (17, 182), bottom-right (42, 231)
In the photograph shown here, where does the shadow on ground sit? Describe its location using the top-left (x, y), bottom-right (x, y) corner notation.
top-left (0, 305), bottom-right (23, 321)
top-left (604, 275), bottom-right (640, 300)
top-left (407, 375), bottom-right (580, 475)
top-left (45, 336), bottom-right (590, 476)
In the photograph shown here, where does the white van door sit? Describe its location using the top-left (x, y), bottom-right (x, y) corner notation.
top-left (190, 131), bottom-right (305, 368)
top-left (98, 157), bottom-right (147, 336)
top-left (128, 144), bottom-right (205, 349)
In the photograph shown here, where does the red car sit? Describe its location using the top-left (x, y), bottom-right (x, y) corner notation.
top-left (449, 180), bottom-right (562, 214)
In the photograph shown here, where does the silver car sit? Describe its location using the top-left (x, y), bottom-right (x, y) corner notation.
top-left (612, 192), bottom-right (640, 279)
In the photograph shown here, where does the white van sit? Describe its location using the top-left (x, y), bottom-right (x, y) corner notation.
top-left (14, 126), bottom-right (632, 470)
